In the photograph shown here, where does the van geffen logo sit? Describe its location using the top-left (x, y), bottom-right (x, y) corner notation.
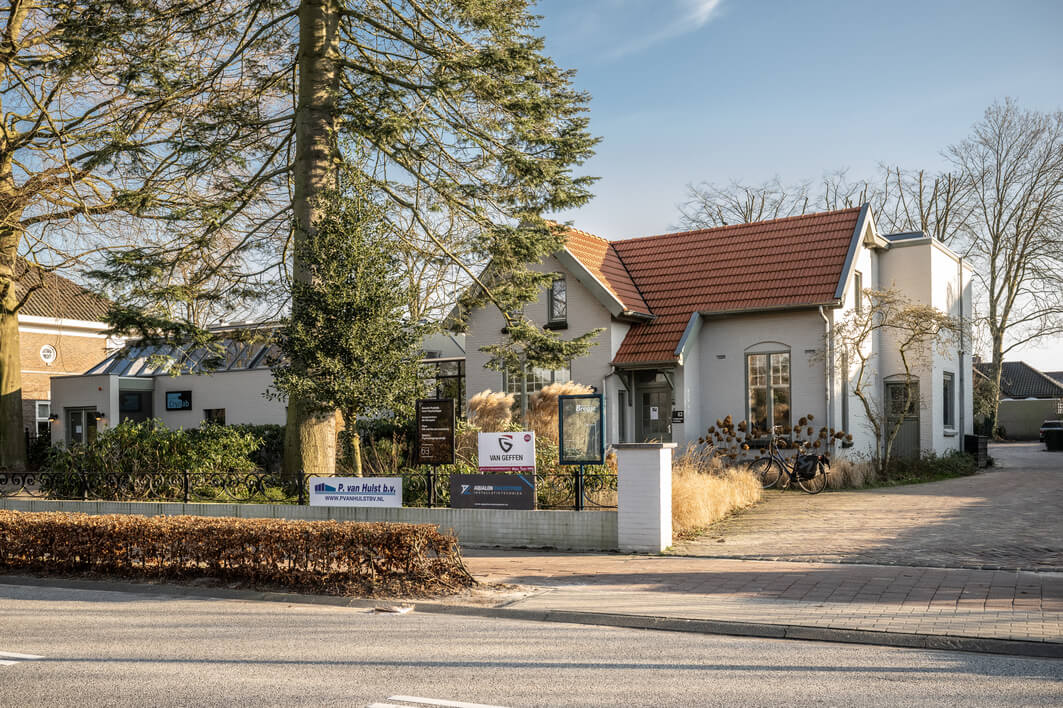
top-left (498, 436), bottom-right (513, 452)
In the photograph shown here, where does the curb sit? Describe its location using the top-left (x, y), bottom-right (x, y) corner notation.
top-left (3, 574), bottom-right (1061, 659)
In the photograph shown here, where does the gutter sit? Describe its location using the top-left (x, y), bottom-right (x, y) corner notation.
top-left (819, 306), bottom-right (833, 434)
top-left (958, 256), bottom-right (966, 448)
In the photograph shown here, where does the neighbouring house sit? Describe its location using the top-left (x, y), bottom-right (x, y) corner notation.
top-left (463, 205), bottom-right (974, 459)
top-left (974, 361), bottom-right (1063, 439)
top-left (48, 324), bottom-right (466, 444)
top-left (14, 261), bottom-right (120, 437)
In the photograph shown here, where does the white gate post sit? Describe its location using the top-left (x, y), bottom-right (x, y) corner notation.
top-left (615, 442), bottom-right (675, 553)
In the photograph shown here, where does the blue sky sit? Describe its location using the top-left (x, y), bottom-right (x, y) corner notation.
top-left (534, 0), bottom-right (1063, 367)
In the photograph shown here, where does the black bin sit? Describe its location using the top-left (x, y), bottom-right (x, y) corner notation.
top-left (964, 434), bottom-right (989, 467)
top-left (1045, 429), bottom-right (1063, 452)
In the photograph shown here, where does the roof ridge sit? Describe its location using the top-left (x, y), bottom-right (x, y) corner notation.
top-left (609, 205), bottom-right (865, 246)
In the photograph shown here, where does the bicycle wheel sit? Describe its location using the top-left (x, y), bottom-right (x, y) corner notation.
top-left (797, 460), bottom-right (828, 494)
top-left (750, 456), bottom-right (783, 489)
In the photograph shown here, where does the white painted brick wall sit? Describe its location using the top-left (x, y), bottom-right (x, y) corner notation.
top-left (616, 443), bottom-right (674, 552)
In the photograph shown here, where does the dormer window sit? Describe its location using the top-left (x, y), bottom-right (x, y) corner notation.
top-left (548, 278), bottom-right (567, 326)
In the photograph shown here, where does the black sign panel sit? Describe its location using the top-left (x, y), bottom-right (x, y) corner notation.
top-left (416, 398), bottom-right (455, 465)
top-left (671, 410), bottom-right (684, 423)
top-left (558, 393), bottom-right (604, 465)
top-left (165, 390), bottom-right (192, 411)
top-left (450, 473), bottom-right (535, 510)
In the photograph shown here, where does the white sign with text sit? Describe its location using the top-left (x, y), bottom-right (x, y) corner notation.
top-left (308, 477), bottom-right (402, 507)
top-left (477, 432), bottom-right (536, 473)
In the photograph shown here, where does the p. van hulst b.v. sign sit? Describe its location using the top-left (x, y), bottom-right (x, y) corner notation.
top-left (477, 432), bottom-right (536, 472)
top-left (308, 477), bottom-right (402, 507)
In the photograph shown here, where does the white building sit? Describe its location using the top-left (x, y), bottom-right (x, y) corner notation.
top-left (464, 206), bottom-right (974, 459)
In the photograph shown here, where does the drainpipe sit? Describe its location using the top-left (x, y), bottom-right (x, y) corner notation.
top-left (958, 257), bottom-right (966, 450)
top-left (819, 306), bottom-right (833, 434)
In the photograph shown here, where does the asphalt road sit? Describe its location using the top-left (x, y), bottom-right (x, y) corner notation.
top-left (0, 583), bottom-right (1060, 707)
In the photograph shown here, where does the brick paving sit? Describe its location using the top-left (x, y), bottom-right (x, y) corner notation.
top-left (671, 443), bottom-right (1063, 570)
top-left (459, 444), bottom-right (1063, 646)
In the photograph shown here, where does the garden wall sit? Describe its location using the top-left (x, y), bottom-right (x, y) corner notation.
top-left (0, 498), bottom-right (618, 551)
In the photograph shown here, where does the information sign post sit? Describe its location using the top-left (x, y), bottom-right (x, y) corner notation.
top-left (558, 393), bottom-right (604, 511)
top-left (416, 398), bottom-right (455, 507)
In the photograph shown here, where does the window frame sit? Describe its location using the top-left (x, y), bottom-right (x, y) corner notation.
top-left (547, 277), bottom-right (567, 327)
top-left (942, 372), bottom-right (955, 430)
top-left (745, 350), bottom-right (792, 436)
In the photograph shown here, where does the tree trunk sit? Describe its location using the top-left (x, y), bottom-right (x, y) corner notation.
top-left (0, 163), bottom-right (26, 470)
top-left (286, 0), bottom-right (340, 476)
top-left (351, 432), bottom-right (362, 477)
top-left (986, 335), bottom-right (1005, 438)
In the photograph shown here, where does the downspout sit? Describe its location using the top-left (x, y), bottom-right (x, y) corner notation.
top-left (958, 256), bottom-right (966, 449)
top-left (819, 306), bottom-right (833, 434)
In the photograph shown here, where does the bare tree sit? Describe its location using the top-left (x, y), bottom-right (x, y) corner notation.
top-left (834, 289), bottom-right (961, 476)
top-left (676, 176), bottom-right (811, 228)
top-left (946, 100), bottom-right (1063, 434)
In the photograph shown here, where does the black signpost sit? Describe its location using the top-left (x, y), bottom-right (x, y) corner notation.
top-left (558, 393), bottom-right (604, 511)
top-left (416, 398), bottom-right (455, 506)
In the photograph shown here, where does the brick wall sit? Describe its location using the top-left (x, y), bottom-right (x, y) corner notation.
top-left (18, 327), bottom-right (109, 401)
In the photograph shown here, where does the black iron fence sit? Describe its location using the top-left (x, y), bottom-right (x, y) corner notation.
top-left (0, 467), bottom-right (617, 510)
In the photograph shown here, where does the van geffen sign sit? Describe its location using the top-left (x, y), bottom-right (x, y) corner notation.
top-left (308, 477), bottom-right (402, 507)
top-left (450, 473), bottom-right (535, 510)
top-left (477, 432), bottom-right (536, 472)
top-left (415, 398), bottom-right (455, 465)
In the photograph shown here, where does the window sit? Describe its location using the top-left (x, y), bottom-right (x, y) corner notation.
top-left (504, 363), bottom-right (571, 411)
top-left (854, 271), bottom-right (863, 314)
top-left (204, 408), bottom-right (226, 426)
top-left (35, 402), bottom-right (51, 436)
top-left (548, 278), bottom-right (567, 324)
top-left (420, 359), bottom-right (466, 417)
top-left (942, 372), bottom-right (955, 429)
top-left (747, 352), bottom-right (790, 434)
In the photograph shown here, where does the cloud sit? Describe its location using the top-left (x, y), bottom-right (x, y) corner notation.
top-left (605, 0), bottom-right (724, 60)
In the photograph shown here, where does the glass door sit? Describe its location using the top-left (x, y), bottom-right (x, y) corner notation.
top-left (66, 408), bottom-right (98, 445)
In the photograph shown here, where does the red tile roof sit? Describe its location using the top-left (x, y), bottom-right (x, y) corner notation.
top-left (565, 208), bottom-right (864, 365)
top-left (563, 226), bottom-right (651, 316)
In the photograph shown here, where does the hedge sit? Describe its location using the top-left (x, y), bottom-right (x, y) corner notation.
top-left (0, 510), bottom-right (475, 597)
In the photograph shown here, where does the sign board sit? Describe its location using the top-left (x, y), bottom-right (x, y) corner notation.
top-left (165, 391), bottom-right (192, 411)
top-left (415, 398), bottom-right (455, 465)
top-left (649, 406), bottom-right (659, 420)
top-left (477, 432), bottom-right (536, 472)
top-left (671, 410), bottom-right (685, 424)
top-left (308, 476), bottom-right (402, 507)
top-left (450, 473), bottom-right (535, 510)
top-left (558, 393), bottom-right (604, 465)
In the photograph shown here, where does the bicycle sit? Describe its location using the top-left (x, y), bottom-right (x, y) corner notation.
top-left (748, 427), bottom-right (830, 494)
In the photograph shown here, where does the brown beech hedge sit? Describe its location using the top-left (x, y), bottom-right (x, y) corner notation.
top-left (0, 510), bottom-right (475, 597)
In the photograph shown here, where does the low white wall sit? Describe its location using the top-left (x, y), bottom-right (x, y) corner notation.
top-left (0, 499), bottom-right (618, 552)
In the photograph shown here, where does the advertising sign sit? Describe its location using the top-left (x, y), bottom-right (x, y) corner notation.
top-left (477, 432), bottom-right (536, 472)
top-left (416, 398), bottom-right (455, 465)
top-left (450, 473), bottom-right (535, 510)
top-left (308, 477), bottom-right (402, 507)
top-left (165, 390), bottom-right (192, 411)
top-left (558, 393), bottom-right (604, 465)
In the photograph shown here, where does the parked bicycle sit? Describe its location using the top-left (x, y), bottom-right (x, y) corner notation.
top-left (748, 426), bottom-right (830, 494)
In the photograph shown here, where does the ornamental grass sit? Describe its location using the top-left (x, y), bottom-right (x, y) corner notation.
top-left (671, 446), bottom-right (763, 537)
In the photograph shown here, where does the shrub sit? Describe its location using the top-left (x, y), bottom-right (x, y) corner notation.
top-left (229, 424), bottom-right (285, 473)
top-left (671, 445), bottom-right (762, 536)
top-left (467, 390), bottom-right (513, 432)
top-left (825, 456), bottom-right (875, 489)
top-left (883, 450), bottom-right (976, 484)
top-left (0, 510), bottom-right (475, 597)
top-left (527, 381), bottom-right (594, 444)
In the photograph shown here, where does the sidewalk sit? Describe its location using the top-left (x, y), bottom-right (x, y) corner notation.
top-left (456, 550), bottom-right (1063, 655)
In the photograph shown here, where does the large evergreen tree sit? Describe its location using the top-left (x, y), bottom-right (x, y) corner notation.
top-left (0, 0), bottom-right (291, 468)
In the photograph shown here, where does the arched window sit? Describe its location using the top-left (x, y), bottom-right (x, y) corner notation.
top-left (745, 342), bottom-right (791, 433)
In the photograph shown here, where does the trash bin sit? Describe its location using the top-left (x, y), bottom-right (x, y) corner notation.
top-left (1045, 429), bottom-right (1063, 452)
top-left (963, 434), bottom-right (989, 467)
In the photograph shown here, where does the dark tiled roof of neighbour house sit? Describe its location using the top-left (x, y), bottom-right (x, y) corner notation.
top-left (13, 259), bottom-right (110, 322)
top-left (1046, 372), bottom-right (1063, 386)
top-left (974, 361), bottom-right (1063, 399)
top-left (562, 208), bottom-right (864, 365)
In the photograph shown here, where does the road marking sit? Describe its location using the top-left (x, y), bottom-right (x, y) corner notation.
top-left (0, 651), bottom-right (44, 667)
top-left (385, 697), bottom-right (509, 708)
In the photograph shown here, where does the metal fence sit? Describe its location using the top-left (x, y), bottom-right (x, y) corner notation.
top-left (0, 467), bottom-right (617, 510)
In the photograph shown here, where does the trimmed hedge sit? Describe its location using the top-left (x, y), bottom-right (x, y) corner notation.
top-left (0, 511), bottom-right (475, 597)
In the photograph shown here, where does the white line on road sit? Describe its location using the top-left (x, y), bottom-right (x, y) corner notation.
top-left (386, 696), bottom-right (510, 708)
top-left (0, 651), bottom-right (44, 667)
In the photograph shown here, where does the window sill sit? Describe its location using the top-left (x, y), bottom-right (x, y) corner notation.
top-left (544, 320), bottom-right (568, 331)
top-left (944, 428), bottom-right (957, 437)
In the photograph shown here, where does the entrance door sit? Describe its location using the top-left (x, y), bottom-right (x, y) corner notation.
top-left (66, 408), bottom-right (98, 446)
top-left (885, 382), bottom-right (920, 459)
top-left (638, 387), bottom-right (672, 442)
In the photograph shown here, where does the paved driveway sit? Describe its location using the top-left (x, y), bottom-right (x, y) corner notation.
top-left (671, 443), bottom-right (1063, 571)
